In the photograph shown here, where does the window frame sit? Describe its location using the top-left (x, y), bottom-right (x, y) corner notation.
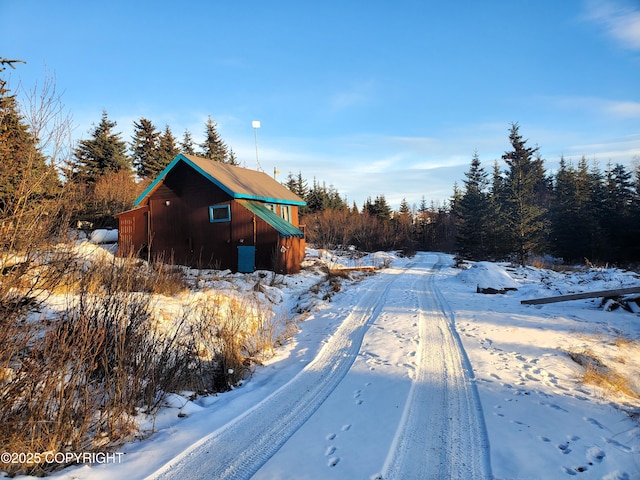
top-left (280, 205), bottom-right (291, 222)
top-left (209, 204), bottom-right (231, 223)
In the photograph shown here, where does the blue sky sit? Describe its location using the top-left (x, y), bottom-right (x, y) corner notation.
top-left (2, 0), bottom-right (639, 209)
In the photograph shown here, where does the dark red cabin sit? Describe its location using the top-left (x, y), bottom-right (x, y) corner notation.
top-left (116, 154), bottom-right (306, 274)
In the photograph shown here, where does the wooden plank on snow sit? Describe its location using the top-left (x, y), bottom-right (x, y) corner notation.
top-left (521, 286), bottom-right (640, 305)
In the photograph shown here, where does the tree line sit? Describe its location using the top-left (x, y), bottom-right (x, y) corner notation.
top-left (3, 61), bottom-right (638, 265)
top-left (1, 66), bottom-right (243, 238)
top-left (453, 123), bottom-right (640, 265)
top-left (287, 123), bottom-right (640, 266)
top-left (69, 110), bottom-right (238, 184)
top-left (63, 111), bottom-right (239, 226)
top-left (283, 173), bottom-right (455, 253)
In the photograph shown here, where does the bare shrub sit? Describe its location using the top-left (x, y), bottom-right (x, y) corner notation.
top-left (0, 247), bottom-right (192, 476)
top-left (1, 236), bottom-right (286, 475)
top-left (305, 209), bottom-right (410, 252)
top-left (93, 171), bottom-right (141, 214)
top-left (189, 293), bottom-right (279, 393)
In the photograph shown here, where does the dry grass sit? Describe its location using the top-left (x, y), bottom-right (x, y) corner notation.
top-left (568, 349), bottom-right (639, 400)
top-left (185, 292), bottom-right (284, 392)
top-left (0, 242), bottom-right (282, 476)
top-left (0, 248), bottom-right (196, 476)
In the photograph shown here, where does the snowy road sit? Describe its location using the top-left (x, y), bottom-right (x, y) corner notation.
top-left (147, 253), bottom-right (491, 480)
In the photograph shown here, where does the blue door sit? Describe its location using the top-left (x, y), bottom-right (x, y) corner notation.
top-left (237, 246), bottom-right (256, 273)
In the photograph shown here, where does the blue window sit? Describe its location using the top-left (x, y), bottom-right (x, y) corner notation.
top-left (209, 205), bottom-right (231, 223)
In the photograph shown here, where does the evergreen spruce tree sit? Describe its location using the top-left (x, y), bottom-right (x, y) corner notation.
top-left (180, 129), bottom-right (196, 155)
top-left (73, 110), bottom-right (130, 183)
top-left (131, 117), bottom-right (161, 179)
top-left (550, 156), bottom-right (603, 262)
top-left (227, 148), bottom-right (239, 166)
top-left (0, 77), bottom-right (60, 248)
top-left (285, 171), bottom-right (308, 199)
top-left (157, 125), bottom-right (179, 173)
top-left (306, 178), bottom-right (329, 213)
top-left (601, 162), bottom-right (635, 262)
top-left (326, 184), bottom-right (347, 210)
top-left (501, 123), bottom-right (548, 265)
top-left (632, 160), bottom-right (640, 260)
top-left (414, 196), bottom-right (431, 250)
top-left (0, 80), bottom-right (56, 210)
top-left (199, 116), bottom-right (228, 162)
top-left (550, 157), bottom-right (578, 261)
top-left (395, 198), bottom-right (413, 248)
top-left (577, 158), bottom-right (605, 260)
top-left (398, 198), bottom-right (411, 217)
top-left (285, 171), bottom-right (309, 214)
top-left (486, 160), bottom-right (511, 258)
top-left (366, 195), bottom-right (392, 221)
top-left (455, 152), bottom-right (490, 259)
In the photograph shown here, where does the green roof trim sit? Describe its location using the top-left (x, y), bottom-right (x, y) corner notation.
top-left (237, 200), bottom-right (305, 238)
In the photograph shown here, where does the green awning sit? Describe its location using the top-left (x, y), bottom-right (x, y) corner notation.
top-left (237, 200), bottom-right (305, 238)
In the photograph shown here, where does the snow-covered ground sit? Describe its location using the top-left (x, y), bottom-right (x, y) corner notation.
top-left (13, 248), bottom-right (640, 480)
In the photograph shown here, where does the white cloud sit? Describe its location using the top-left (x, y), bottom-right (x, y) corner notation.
top-left (545, 95), bottom-right (640, 118)
top-left (584, 0), bottom-right (640, 50)
top-left (565, 134), bottom-right (640, 162)
top-left (606, 100), bottom-right (640, 117)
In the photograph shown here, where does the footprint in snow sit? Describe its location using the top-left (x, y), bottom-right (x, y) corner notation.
top-left (327, 457), bottom-right (340, 467)
top-left (326, 433), bottom-right (336, 440)
top-left (558, 442), bottom-right (572, 454)
top-left (341, 424), bottom-right (351, 431)
top-left (585, 417), bottom-right (605, 430)
top-left (561, 465), bottom-right (578, 475)
top-left (543, 402), bottom-right (569, 413)
top-left (586, 447), bottom-right (605, 463)
top-left (605, 438), bottom-right (632, 453)
top-left (325, 446), bottom-right (336, 456)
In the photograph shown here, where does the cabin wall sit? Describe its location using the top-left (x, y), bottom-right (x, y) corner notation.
top-left (117, 206), bottom-right (148, 257)
top-left (276, 236), bottom-right (305, 274)
top-left (120, 159), bottom-right (305, 272)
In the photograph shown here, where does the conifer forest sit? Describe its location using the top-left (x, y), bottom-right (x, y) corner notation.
top-left (2, 58), bottom-right (640, 266)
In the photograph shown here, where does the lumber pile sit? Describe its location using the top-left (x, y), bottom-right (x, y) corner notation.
top-left (521, 286), bottom-right (640, 312)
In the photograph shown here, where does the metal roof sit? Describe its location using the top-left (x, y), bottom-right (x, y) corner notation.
top-left (237, 200), bottom-right (305, 238)
top-left (135, 154), bottom-right (306, 207)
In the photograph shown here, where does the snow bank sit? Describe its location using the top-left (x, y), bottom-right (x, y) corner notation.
top-left (457, 261), bottom-right (519, 290)
top-left (89, 229), bottom-right (118, 244)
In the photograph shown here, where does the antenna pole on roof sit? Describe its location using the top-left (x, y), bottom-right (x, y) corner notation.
top-left (252, 120), bottom-right (263, 172)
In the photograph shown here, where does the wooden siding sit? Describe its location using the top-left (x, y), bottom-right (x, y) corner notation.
top-left (147, 161), bottom-right (234, 268)
top-left (117, 159), bottom-right (305, 273)
top-left (117, 206), bottom-right (148, 257)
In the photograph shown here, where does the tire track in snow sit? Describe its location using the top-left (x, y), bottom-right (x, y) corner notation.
top-left (382, 253), bottom-right (492, 480)
top-left (147, 261), bottom-right (416, 480)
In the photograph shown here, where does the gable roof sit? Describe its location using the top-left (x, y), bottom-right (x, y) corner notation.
top-left (134, 154), bottom-right (306, 207)
top-left (237, 200), bottom-right (305, 238)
